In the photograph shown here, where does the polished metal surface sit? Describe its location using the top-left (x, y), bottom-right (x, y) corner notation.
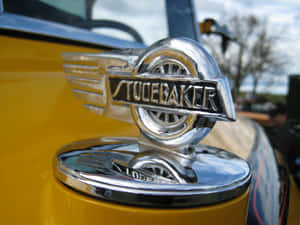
top-left (58, 35), bottom-right (244, 208)
top-left (63, 49), bottom-right (141, 124)
top-left (63, 38), bottom-right (235, 148)
top-left (0, 13), bottom-right (146, 49)
top-left (55, 137), bottom-right (251, 208)
top-left (133, 58), bottom-right (189, 132)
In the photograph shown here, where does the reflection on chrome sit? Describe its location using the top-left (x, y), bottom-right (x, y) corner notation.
top-left (55, 137), bottom-right (251, 207)
top-left (55, 37), bottom-right (250, 208)
top-left (63, 38), bottom-right (235, 147)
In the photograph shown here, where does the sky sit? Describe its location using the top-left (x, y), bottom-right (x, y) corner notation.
top-left (194, 0), bottom-right (300, 94)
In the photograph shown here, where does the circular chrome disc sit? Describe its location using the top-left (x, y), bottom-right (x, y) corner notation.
top-left (55, 137), bottom-right (251, 208)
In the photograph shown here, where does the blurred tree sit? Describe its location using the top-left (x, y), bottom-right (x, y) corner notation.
top-left (203, 15), bottom-right (286, 100)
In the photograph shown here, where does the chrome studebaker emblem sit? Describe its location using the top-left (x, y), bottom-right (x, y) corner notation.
top-left (55, 38), bottom-right (250, 208)
top-left (110, 76), bottom-right (219, 114)
top-left (62, 38), bottom-right (235, 147)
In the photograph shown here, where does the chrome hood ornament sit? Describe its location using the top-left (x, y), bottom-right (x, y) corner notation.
top-left (62, 38), bottom-right (235, 147)
top-left (55, 38), bottom-right (250, 208)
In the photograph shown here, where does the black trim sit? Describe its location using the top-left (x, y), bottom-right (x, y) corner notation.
top-left (0, 28), bottom-right (113, 50)
top-left (3, 0), bottom-right (86, 27)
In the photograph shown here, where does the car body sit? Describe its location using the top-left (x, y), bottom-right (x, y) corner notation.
top-left (0, 0), bottom-right (299, 225)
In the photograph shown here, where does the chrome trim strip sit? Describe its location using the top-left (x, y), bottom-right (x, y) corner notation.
top-left (63, 64), bottom-right (99, 77)
top-left (72, 89), bottom-right (106, 106)
top-left (66, 76), bottom-right (104, 92)
top-left (64, 64), bottom-right (99, 72)
top-left (83, 104), bottom-right (105, 115)
top-left (0, 13), bottom-right (146, 49)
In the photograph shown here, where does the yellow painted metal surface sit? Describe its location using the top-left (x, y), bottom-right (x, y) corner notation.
top-left (287, 177), bottom-right (300, 225)
top-left (0, 34), bottom-right (251, 225)
top-left (43, 180), bottom-right (250, 225)
top-left (0, 35), bottom-right (136, 225)
top-left (202, 115), bottom-right (255, 160)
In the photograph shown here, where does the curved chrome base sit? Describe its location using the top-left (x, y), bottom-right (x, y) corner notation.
top-left (54, 137), bottom-right (251, 208)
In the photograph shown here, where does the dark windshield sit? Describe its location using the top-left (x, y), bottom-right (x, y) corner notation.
top-left (3, 0), bottom-right (169, 45)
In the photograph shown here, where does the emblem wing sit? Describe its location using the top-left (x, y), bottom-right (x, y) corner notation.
top-left (62, 51), bottom-right (140, 123)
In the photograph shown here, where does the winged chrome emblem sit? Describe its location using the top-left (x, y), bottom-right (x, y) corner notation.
top-left (62, 38), bottom-right (235, 146)
top-left (62, 48), bottom-right (142, 124)
top-left (56, 38), bottom-right (251, 208)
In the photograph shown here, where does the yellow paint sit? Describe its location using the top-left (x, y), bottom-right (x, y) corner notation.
top-left (0, 35), bottom-right (136, 225)
top-left (202, 115), bottom-right (255, 160)
top-left (287, 177), bottom-right (300, 225)
top-left (42, 180), bottom-right (250, 225)
top-left (0, 34), bottom-right (252, 225)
